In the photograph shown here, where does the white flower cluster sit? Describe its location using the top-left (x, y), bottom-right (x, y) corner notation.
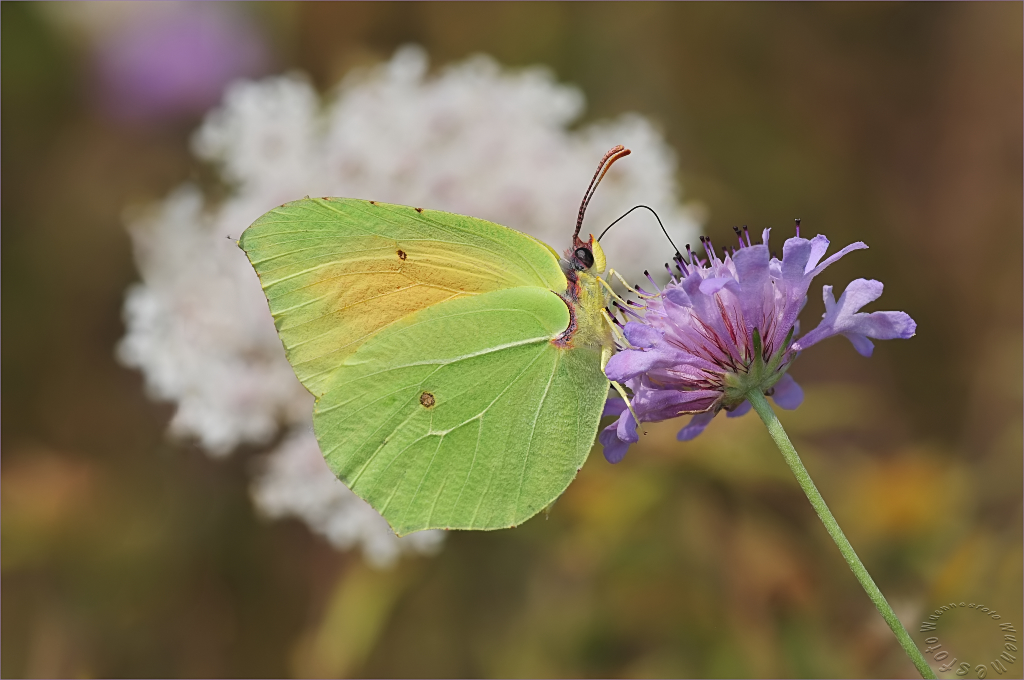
top-left (250, 429), bottom-right (445, 568)
top-left (118, 45), bottom-right (699, 567)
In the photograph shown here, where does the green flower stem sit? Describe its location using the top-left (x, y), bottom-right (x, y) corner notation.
top-left (745, 390), bottom-right (935, 679)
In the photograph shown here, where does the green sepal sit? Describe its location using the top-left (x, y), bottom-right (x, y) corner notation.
top-left (721, 326), bottom-right (794, 409)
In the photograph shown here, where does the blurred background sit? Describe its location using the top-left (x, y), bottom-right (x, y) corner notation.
top-left (3, 2), bottom-right (1021, 678)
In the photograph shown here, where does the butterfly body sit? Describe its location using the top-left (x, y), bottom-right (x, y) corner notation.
top-left (556, 256), bottom-right (613, 352)
top-left (241, 197), bottom-right (614, 535)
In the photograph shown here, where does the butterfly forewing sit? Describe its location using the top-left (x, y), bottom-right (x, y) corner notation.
top-left (240, 198), bottom-right (566, 396)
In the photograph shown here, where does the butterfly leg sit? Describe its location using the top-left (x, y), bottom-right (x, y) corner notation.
top-left (598, 275), bottom-right (629, 306)
top-left (606, 268), bottom-right (659, 299)
top-left (600, 308), bottom-right (628, 347)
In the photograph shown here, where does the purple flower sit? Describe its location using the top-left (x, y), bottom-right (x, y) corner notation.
top-left (600, 221), bottom-right (916, 462)
top-left (94, 6), bottom-right (270, 124)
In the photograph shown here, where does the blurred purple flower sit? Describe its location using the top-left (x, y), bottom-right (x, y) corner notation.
top-left (94, 6), bottom-right (269, 123)
top-left (600, 222), bottom-right (916, 463)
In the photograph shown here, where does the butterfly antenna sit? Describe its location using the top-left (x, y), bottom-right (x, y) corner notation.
top-left (597, 204), bottom-right (682, 260)
top-left (574, 145), bottom-right (632, 243)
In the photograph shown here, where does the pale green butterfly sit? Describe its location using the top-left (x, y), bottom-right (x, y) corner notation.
top-left (240, 146), bottom-right (636, 536)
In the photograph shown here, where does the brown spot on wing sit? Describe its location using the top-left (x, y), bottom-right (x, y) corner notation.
top-left (419, 392), bottom-right (435, 408)
top-left (415, 207), bottom-right (424, 213)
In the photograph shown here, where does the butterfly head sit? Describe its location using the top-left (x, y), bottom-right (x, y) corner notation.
top-left (568, 234), bottom-right (606, 274)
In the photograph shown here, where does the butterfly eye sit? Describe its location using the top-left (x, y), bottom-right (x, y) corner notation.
top-left (574, 247), bottom-right (595, 269)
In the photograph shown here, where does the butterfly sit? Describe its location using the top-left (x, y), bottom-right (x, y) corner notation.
top-left (240, 146), bottom-right (633, 536)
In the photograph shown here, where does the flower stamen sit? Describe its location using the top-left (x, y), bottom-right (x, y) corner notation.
top-left (612, 300), bottom-right (643, 320)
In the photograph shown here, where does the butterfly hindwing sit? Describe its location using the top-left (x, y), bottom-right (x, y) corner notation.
top-left (314, 286), bottom-right (608, 535)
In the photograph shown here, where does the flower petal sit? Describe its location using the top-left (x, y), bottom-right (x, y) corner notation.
top-left (804, 234), bottom-right (830, 274)
top-left (698, 276), bottom-right (736, 296)
top-left (733, 243), bottom-right (770, 282)
top-left (599, 421), bottom-right (631, 464)
top-left (605, 348), bottom-right (689, 382)
top-left (729, 401), bottom-right (753, 417)
top-left (650, 361), bottom-right (719, 384)
top-left (770, 373), bottom-right (803, 410)
top-left (732, 244), bottom-right (770, 336)
top-left (792, 279), bottom-right (917, 353)
top-left (726, 399), bottom-right (752, 418)
top-left (676, 411), bottom-right (717, 441)
top-left (836, 277), bottom-right (883, 308)
top-left (846, 309), bottom-right (916, 342)
top-left (845, 333), bottom-right (876, 357)
top-left (809, 241), bottom-right (868, 277)
top-left (635, 388), bottom-right (720, 421)
top-left (664, 287), bottom-right (691, 307)
top-left (602, 396), bottom-right (626, 417)
top-left (616, 408), bottom-right (639, 443)
top-left (680, 269), bottom-right (705, 298)
top-left (623, 321), bottom-right (663, 348)
top-left (770, 240), bottom-right (870, 353)
top-left (781, 237), bottom-right (813, 282)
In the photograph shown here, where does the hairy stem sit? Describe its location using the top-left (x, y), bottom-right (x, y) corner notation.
top-left (746, 390), bottom-right (935, 679)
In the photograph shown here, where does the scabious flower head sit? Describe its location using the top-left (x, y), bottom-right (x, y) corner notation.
top-left (600, 222), bottom-right (917, 463)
